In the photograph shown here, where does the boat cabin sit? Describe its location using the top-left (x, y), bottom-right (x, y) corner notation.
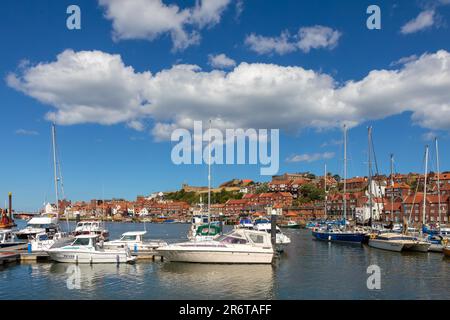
top-left (119, 231), bottom-right (146, 242)
top-left (192, 215), bottom-right (210, 225)
top-left (26, 216), bottom-right (58, 230)
top-left (71, 235), bottom-right (99, 247)
top-left (217, 229), bottom-right (272, 246)
top-left (75, 221), bottom-right (102, 231)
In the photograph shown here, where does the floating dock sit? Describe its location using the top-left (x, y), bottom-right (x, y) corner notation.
top-left (132, 251), bottom-right (164, 261)
top-left (0, 252), bottom-right (20, 265)
top-left (19, 251), bottom-right (50, 262)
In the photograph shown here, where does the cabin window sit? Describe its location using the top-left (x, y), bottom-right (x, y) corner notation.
top-left (121, 235), bottom-right (137, 241)
top-left (73, 238), bottom-right (91, 246)
top-left (38, 234), bottom-right (49, 241)
top-left (220, 236), bottom-right (247, 244)
top-left (249, 234), bottom-right (264, 244)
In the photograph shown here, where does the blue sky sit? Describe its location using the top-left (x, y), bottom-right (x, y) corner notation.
top-left (1, 0), bottom-right (450, 210)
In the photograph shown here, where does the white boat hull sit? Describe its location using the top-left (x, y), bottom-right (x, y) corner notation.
top-left (369, 239), bottom-right (404, 252)
top-left (409, 243), bottom-right (430, 252)
top-left (429, 243), bottom-right (444, 252)
top-left (158, 249), bottom-right (273, 264)
top-left (48, 249), bottom-right (135, 264)
top-left (369, 239), bottom-right (430, 252)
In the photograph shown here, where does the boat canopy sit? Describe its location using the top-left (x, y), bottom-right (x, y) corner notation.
top-left (196, 224), bottom-right (221, 236)
top-left (28, 217), bottom-right (58, 225)
top-left (122, 231), bottom-right (146, 236)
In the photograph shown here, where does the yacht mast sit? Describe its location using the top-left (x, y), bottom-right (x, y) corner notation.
top-left (435, 138), bottom-right (441, 226)
top-left (422, 145), bottom-right (429, 226)
top-left (368, 126), bottom-right (373, 224)
top-left (207, 119), bottom-right (212, 224)
top-left (51, 123), bottom-right (59, 217)
top-left (324, 164), bottom-right (327, 219)
top-left (390, 154), bottom-right (394, 223)
top-left (343, 125), bottom-right (347, 224)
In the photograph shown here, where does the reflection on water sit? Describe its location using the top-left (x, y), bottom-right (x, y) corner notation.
top-left (158, 263), bottom-right (275, 300)
top-left (1, 223), bottom-right (450, 299)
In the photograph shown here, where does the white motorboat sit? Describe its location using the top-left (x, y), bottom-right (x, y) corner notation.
top-left (423, 234), bottom-right (448, 253)
top-left (0, 229), bottom-right (26, 249)
top-left (252, 222), bottom-right (291, 252)
top-left (15, 216), bottom-right (59, 240)
top-left (28, 231), bottom-right (73, 252)
top-left (103, 231), bottom-right (167, 253)
top-left (73, 221), bottom-right (109, 240)
top-left (48, 235), bottom-right (136, 264)
top-left (368, 233), bottom-right (431, 252)
top-left (238, 218), bottom-right (254, 229)
top-left (392, 223), bottom-right (403, 233)
top-left (157, 228), bottom-right (274, 264)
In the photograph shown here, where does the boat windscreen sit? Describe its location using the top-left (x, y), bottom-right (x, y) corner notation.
top-left (72, 238), bottom-right (91, 246)
top-left (121, 235), bottom-right (137, 241)
top-left (219, 235), bottom-right (247, 244)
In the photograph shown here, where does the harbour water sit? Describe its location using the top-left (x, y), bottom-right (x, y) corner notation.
top-left (1, 221), bottom-right (449, 300)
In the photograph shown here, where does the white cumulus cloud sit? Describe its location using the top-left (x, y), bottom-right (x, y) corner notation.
top-left (208, 53), bottom-right (236, 69)
top-left (286, 152), bottom-right (335, 163)
top-left (245, 25), bottom-right (341, 55)
top-left (98, 0), bottom-right (231, 51)
top-left (401, 10), bottom-right (435, 34)
top-left (297, 26), bottom-right (341, 53)
top-left (6, 49), bottom-right (450, 141)
top-left (6, 50), bottom-right (153, 126)
top-left (245, 31), bottom-right (297, 55)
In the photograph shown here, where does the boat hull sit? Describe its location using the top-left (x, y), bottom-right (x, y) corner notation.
top-left (280, 224), bottom-right (300, 229)
top-left (368, 239), bottom-right (404, 252)
top-left (369, 239), bottom-right (430, 252)
top-left (0, 242), bottom-right (26, 249)
top-left (312, 230), bottom-right (365, 243)
top-left (428, 243), bottom-right (444, 252)
top-left (48, 250), bottom-right (135, 264)
top-left (409, 243), bottom-right (431, 252)
top-left (157, 249), bottom-right (273, 264)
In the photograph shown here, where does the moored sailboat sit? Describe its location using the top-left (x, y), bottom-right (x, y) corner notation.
top-left (368, 232), bottom-right (430, 252)
top-left (311, 125), bottom-right (365, 243)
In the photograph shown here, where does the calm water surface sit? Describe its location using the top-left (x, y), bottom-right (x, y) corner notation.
top-left (1, 221), bottom-right (449, 299)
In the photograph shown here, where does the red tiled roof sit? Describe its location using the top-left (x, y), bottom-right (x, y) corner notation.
top-left (344, 177), bottom-right (367, 183)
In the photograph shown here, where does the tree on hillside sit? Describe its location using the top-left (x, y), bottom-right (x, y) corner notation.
top-left (299, 184), bottom-right (325, 203)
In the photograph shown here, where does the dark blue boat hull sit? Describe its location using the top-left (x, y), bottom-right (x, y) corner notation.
top-left (312, 230), bottom-right (365, 243)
